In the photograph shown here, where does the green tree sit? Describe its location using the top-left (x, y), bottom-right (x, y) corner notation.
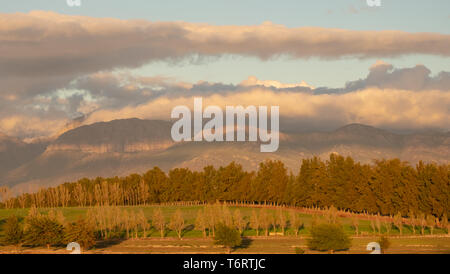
top-left (24, 216), bottom-right (64, 249)
top-left (307, 223), bottom-right (351, 253)
top-left (64, 218), bottom-right (96, 250)
top-left (253, 160), bottom-right (289, 204)
top-left (214, 223), bottom-right (242, 253)
top-left (3, 215), bottom-right (23, 247)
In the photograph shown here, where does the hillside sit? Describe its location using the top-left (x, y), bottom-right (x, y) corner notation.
top-left (0, 119), bottom-right (448, 190)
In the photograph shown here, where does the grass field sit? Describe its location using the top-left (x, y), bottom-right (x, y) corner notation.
top-left (0, 205), bottom-right (449, 254)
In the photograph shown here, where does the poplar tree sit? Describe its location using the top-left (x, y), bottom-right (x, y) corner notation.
top-left (259, 209), bottom-right (272, 236)
top-left (426, 215), bottom-right (436, 235)
top-left (289, 211), bottom-right (303, 237)
top-left (195, 209), bottom-right (208, 238)
top-left (169, 209), bottom-right (185, 239)
top-left (351, 216), bottom-right (359, 236)
top-left (277, 209), bottom-right (288, 235)
top-left (250, 210), bottom-right (261, 236)
top-left (393, 212), bottom-right (403, 235)
top-left (233, 209), bottom-right (247, 235)
top-left (152, 208), bottom-right (166, 238)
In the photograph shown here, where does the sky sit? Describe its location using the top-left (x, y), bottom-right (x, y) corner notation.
top-left (0, 0), bottom-right (449, 139)
top-left (2, 0), bottom-right (450, 87)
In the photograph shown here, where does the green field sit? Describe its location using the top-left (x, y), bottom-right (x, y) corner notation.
top-left (0, 205), bottom-right (449, 254)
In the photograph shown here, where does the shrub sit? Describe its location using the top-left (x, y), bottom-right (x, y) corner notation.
top-left (307, 223), bottom-right (351, 253)
top-left (294, 247), bottom-right (305, 254)
top-left (24, 216), bottom-right (64, 249)
top-left (3, 215), bottom-right (23, 246)
top-left (378, 236), bottom-right (391, 254)
top-left (65, 218), bottom-right (96, 250)
top-left (214, 223), bottom-right (242, 253)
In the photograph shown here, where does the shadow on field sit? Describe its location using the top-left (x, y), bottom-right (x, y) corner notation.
top-left (236, 237), bottom-right (253, 250)
top-left (182, 224), bottom-right (195, 237)
top-left (95, 238), bottom-right (127, 249)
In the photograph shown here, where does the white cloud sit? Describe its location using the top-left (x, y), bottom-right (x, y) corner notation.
top-left (240, 76), bottom-right (314, 89)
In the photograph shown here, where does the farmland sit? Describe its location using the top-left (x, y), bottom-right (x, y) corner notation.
top-left (0, 205), bottom-right (449, 254)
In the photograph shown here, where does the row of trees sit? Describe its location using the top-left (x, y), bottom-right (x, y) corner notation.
top-left (3, 203), bottom-right (449, 252)
top-left (4, 203), bottom-right (447, 250)
top-left (81, 204), bottom-right (307, 240)
top-left (1, 155), bottom-right (449, 218)
top-left (1, 205), bottom-right (353, 254)
top-left (2, 204), bottom-right (308, 250)
top-left (3, 207), bottom-right (96, 250)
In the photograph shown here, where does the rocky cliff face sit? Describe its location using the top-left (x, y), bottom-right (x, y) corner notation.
top-left (46, 141), bottom-right (174, 153)
top-left (46, 118), bottom-right (174, 153)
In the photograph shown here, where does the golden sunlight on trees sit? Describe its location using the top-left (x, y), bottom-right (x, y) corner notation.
top-left (214, 223), bottom-right (242, 254)
top-left (307, 223), bottom-right (351, 254)
top-left (169, 209), bottom-right (185, 239)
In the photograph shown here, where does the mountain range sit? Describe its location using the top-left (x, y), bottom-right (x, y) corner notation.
top-left (0, 118), bottom-right (448, 191)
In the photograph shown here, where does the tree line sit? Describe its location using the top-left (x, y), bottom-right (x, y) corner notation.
top-left (1, 154), bottom-right (448, 219)
top-left (2, 204), bottom-right (307, 250)
top-left (4, 203), bottom-right (447, 251)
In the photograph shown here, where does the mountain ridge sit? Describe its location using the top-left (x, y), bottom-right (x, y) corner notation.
top-left (1, 118), bottom-right (448, 191)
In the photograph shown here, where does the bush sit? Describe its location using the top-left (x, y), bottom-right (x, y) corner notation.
top-left (378, 236), bottom-right (391, 254)
top-left (294, 247), bottom-right (305, 254)
top-left (24, 216), bottom-right (64, 249)
top-left (3, 215), bottom-right (23, 246)
top-left (214, 223), bottom-right (242, 253)
top-left (65, 218), bottom-right (96, 250)
top-left (307, 223), bottom-right (351, 253)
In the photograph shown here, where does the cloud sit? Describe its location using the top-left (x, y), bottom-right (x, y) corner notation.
top-left (240, 76), bottom-right (314, 89)
top-left (1, 11), bottom-right (450, 84)
top-left (344, 61), bottom-right (450, 92)
top-left (1, 61), bottom-right (449, 138)
top-left (81, 87), bottom-right (450, 133)
top-left (0, 115), bottom-right (68, 139)
top-left (1, 76), bottom-right (449, 138)
top-left (0, 11), bottom-right (449, 138)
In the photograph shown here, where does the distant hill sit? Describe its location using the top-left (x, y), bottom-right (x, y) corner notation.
top-left (1, 119), bottom-right (448, 191)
